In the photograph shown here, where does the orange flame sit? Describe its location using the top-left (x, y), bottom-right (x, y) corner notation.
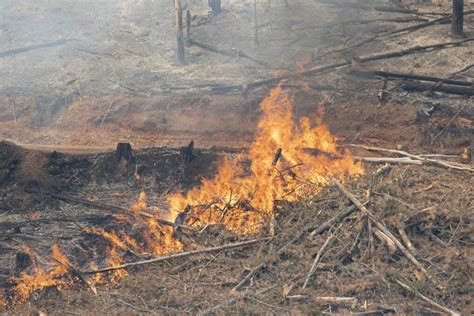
top-left (168, 86), bottom-right (363, 233)
top-left (8, 245), bottom-right (72, 306)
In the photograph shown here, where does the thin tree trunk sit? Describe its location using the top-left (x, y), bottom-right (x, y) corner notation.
top-left (175, 0), bottom-right (185, 65)
top-left (451, 0), bottom-right (464, 36)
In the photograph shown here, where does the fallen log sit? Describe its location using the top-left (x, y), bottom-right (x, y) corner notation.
top-left (402, 81), bottom-right (474, 96)
top-left (188, 39), bottom-right (267, 66)
top-left (84, 237), bottom-right (270, 274)
top-left (352, 69), bottom-right (473, 87)
top-left (212, 38), bottom-right (474, 93)
top-left (0, 39), bottom-right (67, 58)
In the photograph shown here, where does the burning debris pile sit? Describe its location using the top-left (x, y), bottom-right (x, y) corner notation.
top-left (0, 85), bottom-right (471, 313)
top-left (1, 86), bottom-right (365, 308)
top-left (168, 86), bottom-right (363, 233)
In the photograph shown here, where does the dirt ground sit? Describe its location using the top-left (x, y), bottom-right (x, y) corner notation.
top-left (0, 0), bottom-right (473, 314)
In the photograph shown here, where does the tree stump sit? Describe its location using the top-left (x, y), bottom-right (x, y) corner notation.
top-left (180, 140), bottom-right (194, 164)
top-left (15, 252), bottom-right (33, 274)
top-left (116, 143), bottom-right (134, 163)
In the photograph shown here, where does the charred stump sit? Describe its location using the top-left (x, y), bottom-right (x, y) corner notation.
top-left (180, 140), bottom-right (194, 164)
top-left (15, 252), bottom-right (33, 275)
top-left (116, 143), bottom-right (134, 163)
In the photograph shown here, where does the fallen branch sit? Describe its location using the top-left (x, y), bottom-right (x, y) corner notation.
top-left (402, 81), bottom-right (474, 96)
top-left (332, 179), bottom-right (437, 286)
top-left (431, 103), bottom-right (469, 144)
top-left (212, 38), bottom-right (474, 93)
top-left (354, 156), bottom-right (422, 165)
top-left (302, 228), bottom-right (337, 288)
top-left (0, 39), bottom-right (67, 58)
top-left (84, 238), bottom-right (270, 274)
top-left (352, 69), bottom-right (473, 87)
top-left (395, 279), bottom-right (460, 316)
top-left (50, 194), bottom-right (196, 231)
top-left (188, 39), bottom-right (267, 66)
top-left (310, 205), bottom-right (357, 237)
top-left (349, 144), bottom-right (474, 172)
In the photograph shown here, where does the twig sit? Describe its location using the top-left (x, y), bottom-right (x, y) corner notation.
top-left (312, 296), bottom-right (356, 303)
top-left (302, 227), bottom-right (338, 288)
top-left (200, 285), bottom-right (275, 315)
top-left (431, 103), bottom-right (469, 144)
top-left (232, 262), bottom-right (266, 292)
top-left (117, 299), bottom-right (158, 315)
top-left (395, 279), bottom-right (460, 316)
top-left (310, 205), bottom-right (357, 237)
top-left (332, 179), bottom-right (437, 286)
top-left (100, 100), bottom-right (115, 129)
top-left (84, 238), bottom-right (270, 274)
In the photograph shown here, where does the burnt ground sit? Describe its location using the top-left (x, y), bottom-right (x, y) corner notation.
top-left (0, 0), bottom-right (474, 314)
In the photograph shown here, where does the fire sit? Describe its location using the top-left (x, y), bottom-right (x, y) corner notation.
top-left (3, 86), bottom-right (363, 308)
top-left (83, 190), bottom-right (182, 282)
top-left (8, 245), bottom-right (73, 306)
top-left (106, 247), bottom-right (128, 282)
top-left (168, 86), bottom-right (363, 233)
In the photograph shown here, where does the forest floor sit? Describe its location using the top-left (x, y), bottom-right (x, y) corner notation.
top-left (0, 0), bottom-right (473, 314)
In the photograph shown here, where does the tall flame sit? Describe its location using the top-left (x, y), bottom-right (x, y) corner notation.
top-left (168, 86), bottom-right (363, 233)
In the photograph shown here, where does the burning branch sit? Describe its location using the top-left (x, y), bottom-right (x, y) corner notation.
top-left (84, 238), bottom-right (270, 275)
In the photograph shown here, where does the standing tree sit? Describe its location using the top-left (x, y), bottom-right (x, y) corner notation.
top-left (175, 0), bottom-right (186, 65)
top-left (451, 0), bottom-right (464, 36)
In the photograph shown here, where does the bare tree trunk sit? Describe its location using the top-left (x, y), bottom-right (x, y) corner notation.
top-left (254, 0), bottom-right (259, 44)
top-left (175, 0), bottom-right (185, 65)
top-left (185, 9), bottom-right (191, 47)
top-left (451, 0), bottom-right (464, 36)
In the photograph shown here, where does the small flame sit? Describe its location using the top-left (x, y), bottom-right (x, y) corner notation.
top-left (106, 247), bottom-right (128, 282)
top-left (8, 245), bottom-right (72, 306)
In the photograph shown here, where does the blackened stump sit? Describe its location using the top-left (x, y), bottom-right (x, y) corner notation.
top-left (15, 252), bottom-right (33, 274)
top-left (116, 143), bottom-right (134, 163)
top-left (180, 140), bottom-right (194, 164)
